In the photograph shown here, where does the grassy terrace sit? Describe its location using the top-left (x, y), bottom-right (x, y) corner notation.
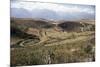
top-left (11, 30), bottom-right (95, 66)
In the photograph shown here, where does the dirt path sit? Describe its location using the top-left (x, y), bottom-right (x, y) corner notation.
top-left (44, 35), bottom-right (94, 46)
top-left (12, 31), bottom-right (94, 47)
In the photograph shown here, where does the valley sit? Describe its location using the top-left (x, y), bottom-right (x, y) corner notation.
top-left (11, 18), bottom-right (95, 66)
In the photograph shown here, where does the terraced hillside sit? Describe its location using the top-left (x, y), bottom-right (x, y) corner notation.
top-left (11, 18), bottom-right (95, 66)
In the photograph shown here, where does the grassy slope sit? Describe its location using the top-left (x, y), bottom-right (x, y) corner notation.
top-left (11, 30), bottom-right (95, 66)
top-left (11, 18), bottom-right (95, 66)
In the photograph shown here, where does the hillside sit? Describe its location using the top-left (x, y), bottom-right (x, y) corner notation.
top-left (11, 18), bottom-right (95, 66)
top-left (58, 21), bottom-right (95, 32)
top-left (11, 18), bottom-right (95, 32)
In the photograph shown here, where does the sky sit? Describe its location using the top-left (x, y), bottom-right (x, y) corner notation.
top-left (11, 0), bottom-right (95, 5)
top-left (11, 0), bottom-right (95, 20)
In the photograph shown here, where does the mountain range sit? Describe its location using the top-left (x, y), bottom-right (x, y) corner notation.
top-left (11, 2), bottom-right (95, 21)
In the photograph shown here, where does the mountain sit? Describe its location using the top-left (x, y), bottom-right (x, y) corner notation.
top-left (11, 8), bottom-right (63, 20)
top-left (11, 8), bottom-right (32, 18)
top-left (11, 18), bottom-right (95, 33)
top-left (11, 18), bottom-right (55, 29)
top-left (11, 7), bottom-right (94, 20)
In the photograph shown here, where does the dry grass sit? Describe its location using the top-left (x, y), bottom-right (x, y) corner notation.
top-left (11, 30), bottom-right (95, 66)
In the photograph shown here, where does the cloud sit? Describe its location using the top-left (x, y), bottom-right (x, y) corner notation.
top-left (11, 0), bottom-right (95, 5)
top-left (11, 1), bottom-right (94, 14)
top-left (11, 1), bottom-right (95, 20)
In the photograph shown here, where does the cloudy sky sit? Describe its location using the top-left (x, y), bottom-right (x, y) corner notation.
top-left (11, 0), bottom-right (95, 20)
